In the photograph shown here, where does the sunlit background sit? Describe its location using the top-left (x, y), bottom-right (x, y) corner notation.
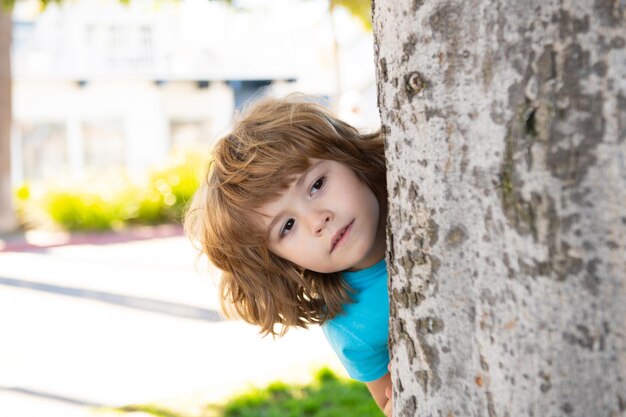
top-left (11, 0), bottom-right (378, 185)
top-left (0, 0), bottom-right (382, 416)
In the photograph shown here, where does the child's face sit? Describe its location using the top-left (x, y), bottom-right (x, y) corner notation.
top-left (255, 159), bottom-right (386, 273)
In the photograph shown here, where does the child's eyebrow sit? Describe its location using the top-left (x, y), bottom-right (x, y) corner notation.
top-left (295, 160), bottom-right (324, 188)
top-left (266, 215), bottom-right (281, 239)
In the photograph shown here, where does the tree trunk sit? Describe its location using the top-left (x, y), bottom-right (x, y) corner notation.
top-left (373, 1), bottom-right (626, 416)
top-left (0, 5), bottom-right (15, 233)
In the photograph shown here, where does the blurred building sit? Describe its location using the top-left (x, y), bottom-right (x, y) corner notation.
top-left (11, 0), bottom-right (379, 183)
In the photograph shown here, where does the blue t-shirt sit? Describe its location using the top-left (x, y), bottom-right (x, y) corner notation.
top-left (321, 258), bottom-right (389, 382)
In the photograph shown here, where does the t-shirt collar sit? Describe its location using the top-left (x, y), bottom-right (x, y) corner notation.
top-left (341, 258), bottom-right (387, 290)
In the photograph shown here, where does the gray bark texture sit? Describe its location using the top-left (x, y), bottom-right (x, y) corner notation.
top-left (0, 6), bottom-right (15, 233)
top-left (372, 1), bottom-right (626, 416)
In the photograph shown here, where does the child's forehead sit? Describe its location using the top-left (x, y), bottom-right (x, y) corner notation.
top-left (280, 158), bottom-right (327, 189)
top-left (261, 158), bottom-right (319, 189)
top-left (251, 159), bottom-right (328, 210)
top-left (251, 174), bottom-right (299, 216)
top-left (246, 203), bottom-right (281, 238)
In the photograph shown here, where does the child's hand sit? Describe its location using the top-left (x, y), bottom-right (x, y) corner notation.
top-left (383, 362), bottom-right (392, 417)
top-left (383, 398), bottom-right (392, 417)
top-left (365, 363), bottom-right (393, 416)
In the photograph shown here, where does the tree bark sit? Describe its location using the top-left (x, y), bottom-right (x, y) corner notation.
top-left (373, 1), bottom-right (626, 416)
top-left (0, 5), bottom-right (15, 233)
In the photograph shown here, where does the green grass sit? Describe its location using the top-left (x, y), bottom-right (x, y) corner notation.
top-left (116, 405), bottom-right (187, 417)
top-left (114, 368), bottom-right (382, 417)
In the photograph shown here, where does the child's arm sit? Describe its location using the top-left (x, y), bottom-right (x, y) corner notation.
top-left (366, 371), bottom-right (392, 416)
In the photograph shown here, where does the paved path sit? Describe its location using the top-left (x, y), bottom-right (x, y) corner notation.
top-left (0, 228), bottom-right (343, 417)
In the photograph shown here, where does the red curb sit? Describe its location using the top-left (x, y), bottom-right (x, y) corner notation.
top-left (0, 224), bottom-right (185, 253)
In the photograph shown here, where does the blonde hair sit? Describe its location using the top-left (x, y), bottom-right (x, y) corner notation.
top-left (185, 95), bottom-right (386, 336)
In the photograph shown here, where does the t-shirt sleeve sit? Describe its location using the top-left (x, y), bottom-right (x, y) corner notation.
top-left (323, 323), bottom-right (389, 382)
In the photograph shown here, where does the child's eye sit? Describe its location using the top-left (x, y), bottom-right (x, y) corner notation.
top-left (280, 218), bottom-right (295, 238)
top-left (310, 176), bottom-right (325, 194)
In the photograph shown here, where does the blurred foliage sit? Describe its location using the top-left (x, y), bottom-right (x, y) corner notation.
top-left (217, 367), bottom-right (382, 417)
top-left (114, 367), bottom-right (382, 417)
top-left (14, 150), bottom-right (207, 231)
top-left (118, 404), bottom-right (187, 417)
top-left (331, 0), bottom-right (372, 31)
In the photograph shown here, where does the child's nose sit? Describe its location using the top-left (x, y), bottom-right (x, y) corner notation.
top-left (311, 211), bottom-right (332, 235)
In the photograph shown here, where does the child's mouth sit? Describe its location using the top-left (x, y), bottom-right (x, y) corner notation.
top-left (331, 220), bottom-right (354, 253)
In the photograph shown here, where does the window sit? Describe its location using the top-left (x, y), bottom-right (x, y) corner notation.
top-left (82, 119), bottom-right (125, 172)
top-left (169, 120), bottom-right (213, 151)
top-left (19, 121), bottom-right (68, 181)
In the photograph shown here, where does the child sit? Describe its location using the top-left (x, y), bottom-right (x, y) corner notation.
top-left (185, 95), bottom-right (392, 416)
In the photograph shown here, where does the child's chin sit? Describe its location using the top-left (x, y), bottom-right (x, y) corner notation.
top-left (308, 266), bottom-right (343, 274)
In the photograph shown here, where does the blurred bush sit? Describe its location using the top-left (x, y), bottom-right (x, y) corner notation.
top-left (217, 367), bottom-right (383, 417)
top-left (117, 367), bottom-right (383, 417)
top-left (14, 151), bottom-right (207, 231)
